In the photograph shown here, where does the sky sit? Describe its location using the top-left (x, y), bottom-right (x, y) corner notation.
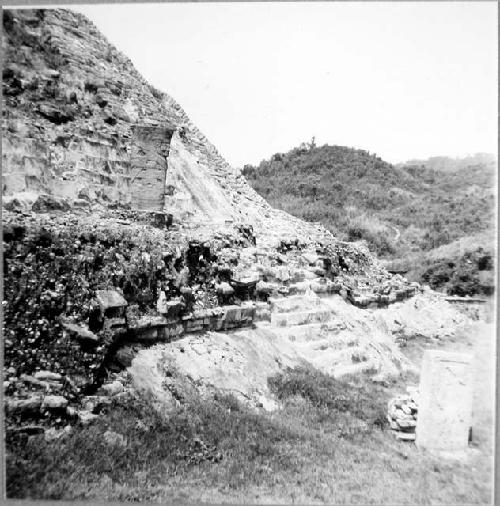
top-left (21, 2), bottom-right (500, 167)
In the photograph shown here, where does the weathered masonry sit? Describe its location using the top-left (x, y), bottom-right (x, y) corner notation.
top-left (130, 125), bottom-right (174, 211)
top-left (2, 118), bottom-right (175, 212)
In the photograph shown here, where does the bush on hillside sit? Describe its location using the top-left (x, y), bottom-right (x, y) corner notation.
top-left (242, 143), bottom-right (495, 260)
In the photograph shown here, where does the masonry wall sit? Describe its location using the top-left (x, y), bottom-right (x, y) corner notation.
top-left (2, 9), bottom-right (177, 211)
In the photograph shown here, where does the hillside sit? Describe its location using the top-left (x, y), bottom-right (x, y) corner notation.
top-left (2, 8), bottom-right (493, 503)
top-left (397, 153), bottom-right (496, 172)
top-left (242, 142), bottom-right (496, 293)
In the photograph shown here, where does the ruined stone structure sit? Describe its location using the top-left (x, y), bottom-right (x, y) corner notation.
top-left (3, 8), bottom-right (476, 435)
top-left (1, 9), bottom-right (270, 222)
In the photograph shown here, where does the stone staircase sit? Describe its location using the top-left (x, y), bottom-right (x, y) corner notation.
top-left (256, 290), bottom-right (383, 379)
top-left (228, 243), bottom-right (420, 310)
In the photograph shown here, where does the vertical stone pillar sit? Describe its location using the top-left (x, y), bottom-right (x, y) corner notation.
top-left (130, 125), bottom-right (173, 211)
top-left (415, 350), bottom-right (474, 451)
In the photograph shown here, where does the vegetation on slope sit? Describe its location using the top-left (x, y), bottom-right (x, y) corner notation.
top-left (242, 142), bottom-right (496, 293)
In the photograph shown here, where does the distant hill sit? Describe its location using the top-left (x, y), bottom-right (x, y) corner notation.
top-left (397, 153), bottom-right (497, 172)
top-left (242, 142), bottom-right (496, 293)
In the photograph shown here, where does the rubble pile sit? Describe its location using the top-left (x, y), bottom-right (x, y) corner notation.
top-left (2, 207), bottom-right (263, 433)
top-left (387, 386), bottom-right (419, 441)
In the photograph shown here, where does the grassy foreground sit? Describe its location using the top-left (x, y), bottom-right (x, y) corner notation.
top-left (6, 355), bottom-right (493, 504)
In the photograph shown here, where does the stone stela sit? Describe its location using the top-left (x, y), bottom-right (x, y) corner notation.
top-left (415, 350), bottom-right (474, 452)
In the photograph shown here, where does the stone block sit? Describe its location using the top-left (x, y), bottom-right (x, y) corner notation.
top-left (101, 381), bottom-right (124, 396)
top-left (157, 296), bottom-right (184, 318)
top-left (302, 252), bottom-right (319, 265)
top-left (160, 323), bottom-right (183, 340)
top-left (395, 290), bottom-right (406, 301)
top-left (241, 305), bottom-right (256, 320)
top-left (185, 320), bottom-right (203, 332)
top-left (95, 289), bottom-right (127, 317)
top-left (6, 396), bottom-right (42, 414)
top-left (271, 308), bottom-right (332, 327)
top-left (33, 370), bottom-right (62, 382)
top-left (62, 322), bottom-right (99, 345)
top-left (134, 327), bottom-right (158, 342)
top-left (223, 305), bottom-right (242, 323)
top-left (415, 350), bottom-right (474, 452)
top-left (103, 317), bottom-right (127, 331)
top-left (41, 395), bottom-right (68, 410)
top-left (216, 282), bottom-right (235, 296)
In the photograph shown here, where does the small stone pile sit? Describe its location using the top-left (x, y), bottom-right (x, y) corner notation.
top-left (387, 386), bottom-right (419, 441)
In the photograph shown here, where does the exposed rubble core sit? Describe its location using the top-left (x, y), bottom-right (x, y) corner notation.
top-left (2, 8), bottom-right (473, 438)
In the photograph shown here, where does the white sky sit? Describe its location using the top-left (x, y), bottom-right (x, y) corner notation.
top-left (16, 2), bottom-right (500, 167)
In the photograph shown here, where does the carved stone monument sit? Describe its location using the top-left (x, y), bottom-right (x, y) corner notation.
top-left (415, 350), bottom-right (474, 452)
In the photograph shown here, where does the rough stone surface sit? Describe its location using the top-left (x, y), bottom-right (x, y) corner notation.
top-left (33, 370), bottom-right (62, 382)
top-left (100, 380), bottom-right (124, 396)
top-left (41, 395), bottom-right (68, 410)
top-left (95, 290), bottom-right (127, 312)
top-left (415, 350), bottom-right (474, 452)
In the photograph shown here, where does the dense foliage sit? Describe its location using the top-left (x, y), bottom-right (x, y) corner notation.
top-left (419, 248), bottom-right (495, 297)
top-left (242, 143), bottom-right (496, 260)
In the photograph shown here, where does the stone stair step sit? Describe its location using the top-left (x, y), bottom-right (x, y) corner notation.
top-left (270, 321), bottom-right (347, 341)
top-left (332, 360), bottom-right (377, 379)
top-left (270, 308), bottom-right (333, 327)
top-left (288, 279), bottom-right (341, 296)
top-left (268, 294), bottom-right (323, 314)
top-left (311, 344), bottom-right (366, 360)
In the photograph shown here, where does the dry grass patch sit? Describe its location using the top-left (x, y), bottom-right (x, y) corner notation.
top-left (6, 363), bottom-right (493, 504)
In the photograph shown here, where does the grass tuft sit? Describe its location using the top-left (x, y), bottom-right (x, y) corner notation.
top-left (268, 365), bottom-right (387, 428)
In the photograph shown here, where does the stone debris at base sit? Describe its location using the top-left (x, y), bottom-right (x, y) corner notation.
top-left (387, 386), bottom-right (419, 441)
